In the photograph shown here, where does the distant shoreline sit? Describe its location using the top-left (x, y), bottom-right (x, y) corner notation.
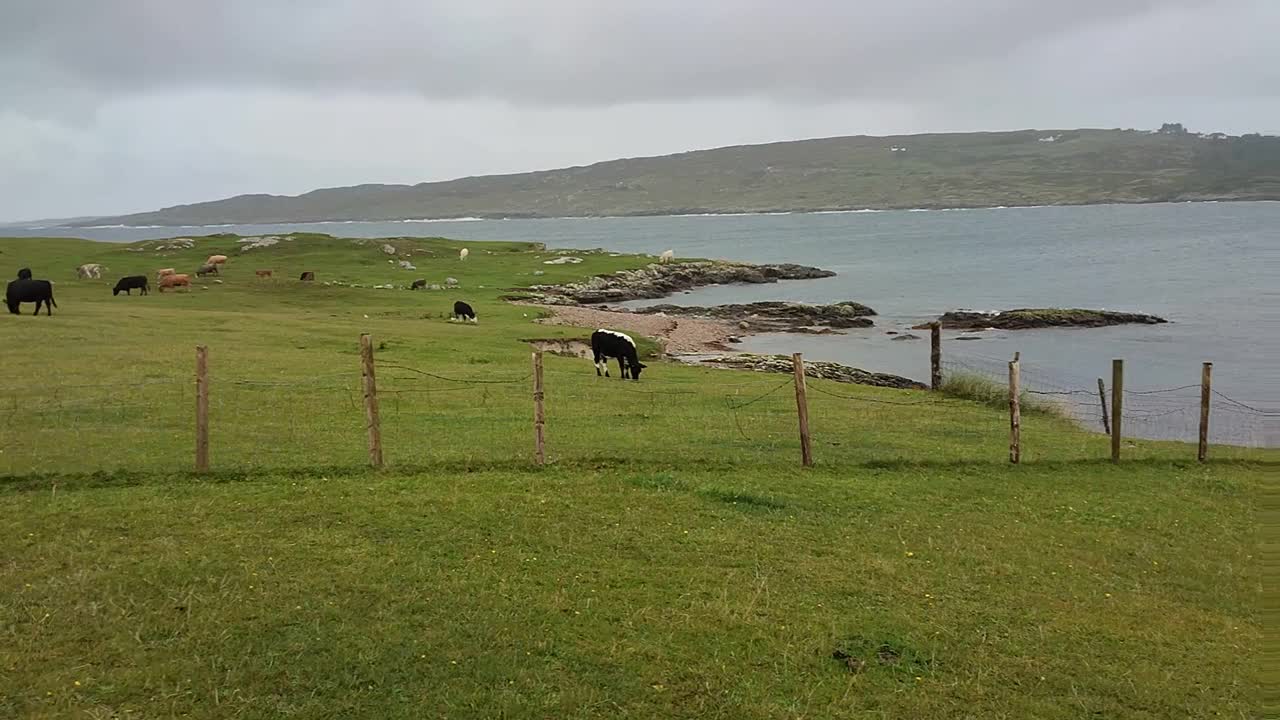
top-left (18, 197), bottom-right (1279, 231)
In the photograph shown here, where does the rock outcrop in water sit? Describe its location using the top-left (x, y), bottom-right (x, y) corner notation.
top-left (702, 354), bottom-right (925, 390)
top-left (633, 301), bottom-right (875, 332)
top-left (507, 261), bottom-right (836, 305)
top-left (917, 308), bottom-right (1167, 330)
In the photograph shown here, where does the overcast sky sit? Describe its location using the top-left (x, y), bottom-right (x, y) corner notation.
top-left (1, 0), bottom-right (1276, 221)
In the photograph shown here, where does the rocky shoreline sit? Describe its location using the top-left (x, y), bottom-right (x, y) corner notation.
top-left (632, 300), bottom-right (876, 333)
top-left (918, 308), bottom-right (1167, 330)
top-left (507, 260), bottom-right (836, 305)
top-left (699, 354), bottom-right (926, 390)
top-left (512, 261), bottom-right (1170, 389)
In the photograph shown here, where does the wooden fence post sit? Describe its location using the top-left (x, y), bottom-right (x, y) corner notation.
top-left (360, 333), bottom-right (384, 468)
top-left (930, 323), bottom-right (942, 391)
top-left (1111, 359), bottom-right (1123, 463)
top-left (1199, 362), bottom-right (1212, 462)
top-left (195, 345), bottom-right (209, 473)
top-left (1096, 378), bottom-right (1110, 435)
top-left (792, 353), bottom-right (814, 468)
top-left (532, 351), bottom-right (546, 466)
top-left (1008, 352), bottom-right (1021, 464)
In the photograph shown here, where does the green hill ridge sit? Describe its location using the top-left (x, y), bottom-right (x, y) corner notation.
top-left (80, 128), bottom-right (1280, 226)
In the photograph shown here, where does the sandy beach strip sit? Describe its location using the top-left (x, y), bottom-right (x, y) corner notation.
top-left (527, 304), bottom-right (738, 354)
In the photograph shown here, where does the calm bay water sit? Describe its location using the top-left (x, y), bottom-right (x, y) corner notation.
top-left (6, 202), bottom-right (1277, 443)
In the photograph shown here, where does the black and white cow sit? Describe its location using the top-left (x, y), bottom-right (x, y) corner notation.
top-left (591, 329), bottom-right (645, 380)
top-left (6, 278), bottom-right (57, 315)
top-left (452, 300), bottom-right (477, 323)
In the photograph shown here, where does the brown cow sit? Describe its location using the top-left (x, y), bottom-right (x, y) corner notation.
top-left (255, 270), bottom-right (273, 279)
top-left (158, 273), bottom-right (191, 292)
top-left (156, 268), bottom-right (176, 280)
top-left (206, 255), bottom-right (229, 265)
top-left (299, 271), bottom-right (315, 281)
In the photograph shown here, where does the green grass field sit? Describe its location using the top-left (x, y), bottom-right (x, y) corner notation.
top-left (0, 234), bottom-right (1269, 718)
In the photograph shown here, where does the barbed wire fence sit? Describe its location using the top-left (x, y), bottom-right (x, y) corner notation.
top-left (0, 378), bottom-right (191, 475)
top-left (212, 371), bottom-right (366, 470)
top-left (375, 361), bottom-right (532, 466)
top-left (1, 333), bottom-right (1275, 478)
top-left (940, 348), bottom-right (1276, 451)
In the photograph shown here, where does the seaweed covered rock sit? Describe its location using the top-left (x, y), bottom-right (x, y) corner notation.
top-left (516, 261), bottom-right (836, 305)
top-left (918, 308), bottom-right (1167, 330)
top-left (702, 354), bottom-right (925, 390)
top-left (634, 300), bottom-right (875, 332)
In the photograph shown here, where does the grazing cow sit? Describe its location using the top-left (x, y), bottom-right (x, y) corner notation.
top-left (255, 270), bottom-right (272, 279)
top-left (156, 268), bottom-right (176, 281)
top-left (410, 279), bottom-right (427, 290)
top-left (659, 250), bottom-right (674, 264)
top-left (299, 271), bottom-right (315, 281)
top-left (113, 275), bottom-right (149, 296)
top-left (76, 263), bottom-right (104, 279)
top-left (17, 267), bottom-right (32, 280)
top-left (196, 263), bottom-right (219, 277)
top-left (6, 278), bottom-right (57, 315)
top-left (158, 273), bottom-right (191, 292)
top-left (591, 329), bottom-right (645, 380)
top-left (452, 300), bottom-right (477, 323)
top-left (459, 248), bottom-right (469, 261)
top-left (206, 255), bottom-right (229, 266)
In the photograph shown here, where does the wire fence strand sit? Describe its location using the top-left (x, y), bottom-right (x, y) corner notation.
top-left (2, 346), bottom-right (1275, 477)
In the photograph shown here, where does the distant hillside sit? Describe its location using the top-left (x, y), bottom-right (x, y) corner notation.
top-left (82, 129), bottom-right (1280, 226)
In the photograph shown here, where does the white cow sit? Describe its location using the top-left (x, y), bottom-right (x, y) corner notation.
top-left (76, 263), bottom-right (104, 279)
top-left (459, 248), bottom-right (469, 261)
top-left (659, 250), bottom-right (674, 264)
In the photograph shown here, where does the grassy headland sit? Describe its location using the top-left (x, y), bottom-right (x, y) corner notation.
top-left (0, 233), bottom-right (1269, 718)
top-left (73, 128), bottom-right (1280, 226)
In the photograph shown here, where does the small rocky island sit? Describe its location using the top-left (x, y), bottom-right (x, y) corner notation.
top-left (918, 308), bottom-right (1168, 330)
top-left (511, 261), bottom-right (836, 305)
top-left (632, 300), bottom-right (875, 333)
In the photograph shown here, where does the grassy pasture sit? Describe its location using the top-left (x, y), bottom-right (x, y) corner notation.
top-left (0, 233), bottom-right (1268, 719)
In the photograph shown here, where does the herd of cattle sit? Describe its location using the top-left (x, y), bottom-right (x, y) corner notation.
top-left (9, 258), bottom-right (481, 317)
top-left (8, 252), bottom-right (648, 381)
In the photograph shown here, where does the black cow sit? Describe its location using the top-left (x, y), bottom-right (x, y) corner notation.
top-left (17, 268), bottom-right (32, 280)
top-left (113, 275), bottom-right (149, 296)
top-left (6, 278), bottom-right (57, 316)
top-left (591, 329), bottom-right (645, 380)
top-left (410, 279), bottom-right (427, 290)
top-left (452, 301), bottom-right (477, 323)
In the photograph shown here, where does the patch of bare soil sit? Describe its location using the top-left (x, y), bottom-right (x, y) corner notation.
top-left (526, 304), bottom-right (739, 354)
top-left (523, 338), bottom-right (593, 359)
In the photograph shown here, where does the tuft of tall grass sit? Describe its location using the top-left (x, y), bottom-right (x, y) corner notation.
top-left (940, 371), bottom-right (1067, 417)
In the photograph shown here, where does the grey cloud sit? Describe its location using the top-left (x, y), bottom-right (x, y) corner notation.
top-left (3, 0), bottom-right (1262, 108)
top-left (0, 0), bottom-right (1277, 220)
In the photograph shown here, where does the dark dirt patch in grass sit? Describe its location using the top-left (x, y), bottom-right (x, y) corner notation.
top-left (624, 472), bottom-right (689, 492)
top-left (832, 636), bottom-right (936, 679)
top-left (695, 486), bottom-right (786, 511)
